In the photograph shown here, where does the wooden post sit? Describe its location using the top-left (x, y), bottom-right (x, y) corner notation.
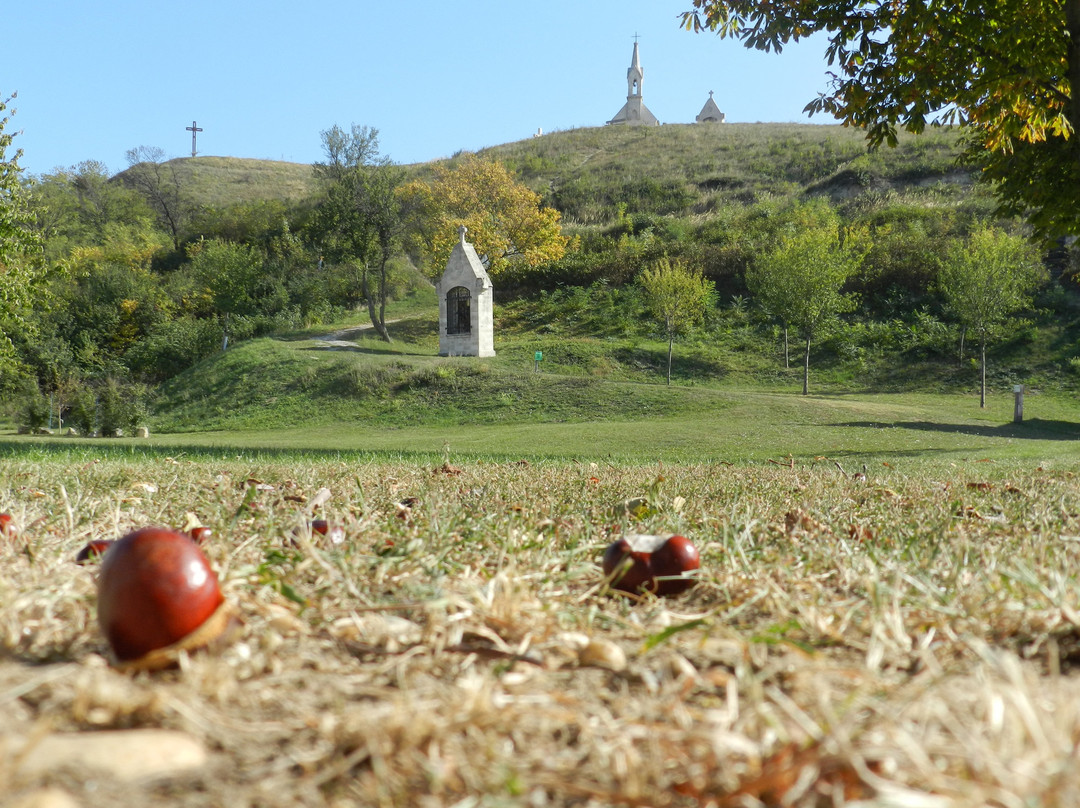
top-left (1013, 384), bottom-right (1024, 423)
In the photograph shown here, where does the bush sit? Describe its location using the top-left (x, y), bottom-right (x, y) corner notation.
top-left (126, 317), bottom-right (222, 381)
top-left (98, 377), bottom-right (148, 436)
top-left (19, 381), bottom-right (50, 430)
top-left (67, 386), bottom-right (97, 435)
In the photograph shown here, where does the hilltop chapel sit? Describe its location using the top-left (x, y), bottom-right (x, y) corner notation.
top-left (606, 39), bottom-right (660, 126)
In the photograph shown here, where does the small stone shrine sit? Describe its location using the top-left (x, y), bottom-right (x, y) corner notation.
top-left (696, 91), bottom-right (726, 123)
top-left (436, 226), bottom-right (495, 357)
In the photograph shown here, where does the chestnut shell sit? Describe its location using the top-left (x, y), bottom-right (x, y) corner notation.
top-left (97, 526), bottom-right (226, 666)
top-left (602, 534), bottom-right (700, 596)
top-left (75, 539), bottom-right (115, 565)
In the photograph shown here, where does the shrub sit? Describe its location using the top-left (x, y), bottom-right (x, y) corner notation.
top-left (19, 381), bottom-right (50, 430)
top-left (98, 377), bottom-right (148, 435)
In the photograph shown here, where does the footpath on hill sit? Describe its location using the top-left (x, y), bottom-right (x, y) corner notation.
top-left (312, 319), bottom-right (402, 349)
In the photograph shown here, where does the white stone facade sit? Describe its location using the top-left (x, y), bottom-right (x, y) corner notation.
top-left (436, 227), bottom-right (495, 357)
top-left (696, 91), bottom-right (726, 123)
top-left (607, 41), bottom-right (659, 126)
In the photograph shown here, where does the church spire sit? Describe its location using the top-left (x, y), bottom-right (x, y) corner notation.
top-left (607, 36), bottom-right (659, 126)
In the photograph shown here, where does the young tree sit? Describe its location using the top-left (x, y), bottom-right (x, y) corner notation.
top-left (0, 93), bottom-right (47, 385)
top-left (311, 124), bottom-right (404, 342)
top-left (747, 228), bottom-right (863, 395)
top-left (399, 155), bottom-right (567, 277)
top-left (639, 257), bottom-right (715, 384)
top-left (937, 228), bottom-right (1045, 408)
top-left (680, 0), bottom-right (1080, 242)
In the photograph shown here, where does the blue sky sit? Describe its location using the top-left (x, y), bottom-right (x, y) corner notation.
top-left (8, 0), bottom-right (837, 176)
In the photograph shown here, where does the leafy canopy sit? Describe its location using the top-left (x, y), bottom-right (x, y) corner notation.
top-left (937, 227), bottom-right (1045, 345)
top-left (681, 0), bottom-right (1080, 240)
top-left (0, 94), bottom-right (47, 380)
top-left (640, 256), bottom-right (714, 339)
top-left (400, 155), bottom-right (567, 277)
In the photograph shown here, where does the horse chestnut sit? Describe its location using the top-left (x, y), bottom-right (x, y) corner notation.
top-left (97, 526), bottom-right (233, 670)
top-left (292, 519), bottom-right (344, 545)
top-left (75, 539), bottom-right (115, 564)
top-left (602, 534), bottom-right (700, 596)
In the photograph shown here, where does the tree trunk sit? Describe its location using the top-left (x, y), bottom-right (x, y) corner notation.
top-left (783, 326), bottom-right (789, 369)
top-left (980, 339), bottom-right (987, 408)
top-left (803, 336), bottom-right (811, 395)
top-left (666, 334), bottom-right (674, 385)
top-left (361, 264), bottom-right (392, 343)
top-left (959, 327), bottom-right (966, 366)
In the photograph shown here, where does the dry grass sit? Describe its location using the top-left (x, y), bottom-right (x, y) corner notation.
top-left (3, 455), bottom-right (1080, 806)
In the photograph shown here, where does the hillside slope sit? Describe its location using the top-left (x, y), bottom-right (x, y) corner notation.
top-left (120, 123), bottom-right (982, 224)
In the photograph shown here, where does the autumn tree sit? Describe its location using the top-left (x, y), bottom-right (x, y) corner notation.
top-left (937, 228), bottom-right (1045, 408)
top-left (747, 228), bottom-right (863, 395)
top-left (639, 257), bottom-right (715, 385)
top-left (0, 93), bottom-right (47, 386)
top-left (311, 124), bottom-right (405, 342)
top-left (680, 0), bottom-right (1080, 242)
top-left (400, 155), bottom-right (567, 277)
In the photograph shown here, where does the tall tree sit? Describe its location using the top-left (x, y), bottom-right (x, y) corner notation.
top-left (121, 146), bottom-right (189, 251)
top-left (312, 124), bottom-right (404, 343)
top-left (0, 93), bottom-right (47, 385)
top-left (400, 155), bottom-right (567, 277)
top-left (639, 257), bottom-right (715, 385)
top-left (680, 0), bottom-right (1080, 242)
top-left (747, 228), bottom-right (863, 395)
top-left (937, 228), bottom-right (1045, 408)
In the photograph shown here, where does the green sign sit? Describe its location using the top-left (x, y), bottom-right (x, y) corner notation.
top-left (534, 351), bottom-right (543, 362)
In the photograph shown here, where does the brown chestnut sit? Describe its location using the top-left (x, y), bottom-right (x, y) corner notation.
top-left (649, 534), bottom-right (700, 595)
top-left (188, 526), bottom-right (213, 545)
top-left (297, 519), bottom-right (344, 545)
top-left (75, 539), bottom-right (115, 565)
top-left (97, 526), bottom-right (233, 670)
top-left (0, 512), bottom-right (15, 539)
top-left (602, 534), bottom-right (700, 596)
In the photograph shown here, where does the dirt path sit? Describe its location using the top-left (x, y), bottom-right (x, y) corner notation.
top-left (313, 319), bottom-right (402, 349)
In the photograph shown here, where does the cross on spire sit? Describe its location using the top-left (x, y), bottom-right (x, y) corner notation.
top-left (186, 120), bottom-right (203, 158)
top-left (632, 32), bottom-right (640, 43)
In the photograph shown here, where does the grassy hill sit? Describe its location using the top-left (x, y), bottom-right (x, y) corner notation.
top-left (482, 122), bottom-right (982, 225)
top-left (117, 155), bottom-right (321, 208)
top-left (130, 123), bottom-right (984, 225)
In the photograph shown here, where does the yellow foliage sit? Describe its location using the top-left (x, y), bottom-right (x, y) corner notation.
top-left (400, 155), bottom-right (567, 276)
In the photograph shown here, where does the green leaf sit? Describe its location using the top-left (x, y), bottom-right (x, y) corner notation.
top-left (642, 618), bottom-right (708, 651)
